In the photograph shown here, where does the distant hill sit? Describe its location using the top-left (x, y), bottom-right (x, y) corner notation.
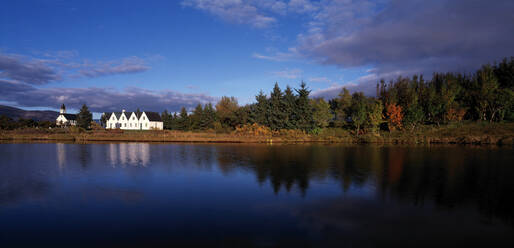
top-left (0, 105), bottom-right (59, 121)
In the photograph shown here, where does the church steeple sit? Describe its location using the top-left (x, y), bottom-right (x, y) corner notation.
top-left (60, 104), bottom-right (66, 114)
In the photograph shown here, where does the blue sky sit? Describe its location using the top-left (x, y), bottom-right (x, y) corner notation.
top-left (1, 0), bottom-right (513, 116)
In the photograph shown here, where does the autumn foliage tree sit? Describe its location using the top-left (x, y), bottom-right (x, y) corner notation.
top-left (385, 103), bottom-right (403, 131)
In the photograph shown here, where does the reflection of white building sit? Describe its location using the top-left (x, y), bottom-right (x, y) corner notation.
top-left (105, 110), bottom-right (163, 130)
top-left (108, 143), bottom-right (150, 167)
top-left (56, 104), bottom-right (77, 126)
top-left (56, 143), bottom-right (66, 170)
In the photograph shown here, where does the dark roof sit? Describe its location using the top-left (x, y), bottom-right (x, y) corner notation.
top-left (144, 112), bottom-right (162, 121)
top-left (113, 112), bottom-right (122, 119)
top-left (62, 113), bottom-right (76, 120)
top-left (124, 112), bottom-right (135, 119)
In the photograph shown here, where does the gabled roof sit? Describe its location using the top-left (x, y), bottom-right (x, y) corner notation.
top-left (62, 113), bottom-right (77, 120)
top-left (113, 112), bottom-right (123, 119)
top-left (144, 112), bottom-right (162, 122)
top-left (124, 112), bottom-right (135, 120)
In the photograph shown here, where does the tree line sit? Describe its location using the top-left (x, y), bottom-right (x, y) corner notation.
top-left (2, 58), bottom-right (512, 133)
top-left (162, 57), bottom-right (513, 134)
top-left (0, 104), bottom-right (93, 130)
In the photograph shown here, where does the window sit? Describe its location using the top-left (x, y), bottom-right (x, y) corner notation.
top-left (146, 123), bottom-right (148, 127)
top-left (124, 123), bottom-right (126, 127)
top-left (143, 116), bottom-right (146, 120)
top-left (130, 123), bottom-right (132, 127)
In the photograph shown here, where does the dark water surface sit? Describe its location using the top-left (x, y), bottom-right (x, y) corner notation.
top-left (0, 143), bottom-right (513, 247)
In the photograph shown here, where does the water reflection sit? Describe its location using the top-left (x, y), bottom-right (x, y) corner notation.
top-left (0, 143), bottom-right (512, 247)
top-left (56, 143), bottom-right (66, 170)
top-left (107, 143), bottom-right (150, 167)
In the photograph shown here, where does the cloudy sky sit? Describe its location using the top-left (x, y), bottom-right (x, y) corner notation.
top-left (1, 0), bottom-right (513, 116)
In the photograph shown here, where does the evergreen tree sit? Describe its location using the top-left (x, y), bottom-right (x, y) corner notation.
top-left (202, 103), bottom-right (217, 129)
top-left (283, 86), bottom-right (297, 129)
top-left (234, 105), bottom-right (251, 127)
top-left (253, 90), bottom-right (269, 126)
top-left (100, 113), bottom-right (107, 127)
top-left (268, 83), bottom-right (287, 130)
top-left (295, 82), bottom-right (314, 131)
top-left (177, 107), bottom-right (190, 131)
top-left (334, 88), bottom-right (352, 127)
top-left (191, 104), bottom-right (204, 130)
top-left (76, 104), bottom-right (92, 129)
top-left (162, 110), bottom-right (172, 129)
top-left (311, 98), bottom-right (332, 129)
top-left (170, 113), bottom-right (179, 130)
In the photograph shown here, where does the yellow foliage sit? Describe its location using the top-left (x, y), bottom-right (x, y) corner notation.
top-left (234, 123), bottom-right (272, 136)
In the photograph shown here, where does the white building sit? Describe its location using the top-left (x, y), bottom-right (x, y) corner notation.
top-left (56, 104), bottom-right (77, 126)
top-left (105, 109), bottom-right (163, 130)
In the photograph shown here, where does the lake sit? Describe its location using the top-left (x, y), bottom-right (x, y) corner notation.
top-left (0, 143), bottom-right (513, 247)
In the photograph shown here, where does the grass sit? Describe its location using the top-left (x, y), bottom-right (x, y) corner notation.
top-left (1, 122), bottom-right (513, 145)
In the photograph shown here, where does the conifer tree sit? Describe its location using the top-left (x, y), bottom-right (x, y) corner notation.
top-left (191, 104), bottom-right (204, 130)
top-left (202, 103), bottom-right (217, 129)
top-left (76, 104), bottom-right (92, 129)
top-left (311, 98), bottom-right (332, 129)
top-left (177, 107), bottom-right (190, 131)
top-left (283, 86), bottom-right (297, 129)
top-left (295, 82), bottom-right (314, 131)
top-left (268, 83), bottom-right (287, 130)
top-left (253, 90), bottom-right (269, 126)
top-left (334, 88), bottom-right (352, 127)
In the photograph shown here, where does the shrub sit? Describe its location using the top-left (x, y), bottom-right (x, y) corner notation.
top-left (234, 123), bottom-right (272, 136)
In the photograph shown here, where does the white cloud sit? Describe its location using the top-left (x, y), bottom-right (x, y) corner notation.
top-left (272, 68), bottom-right (303, 79)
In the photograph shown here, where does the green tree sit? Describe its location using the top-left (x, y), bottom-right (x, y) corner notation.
top-left (253, 90), bottom-right (269, 126)
top-left (191, 104), bottom-right (204, 130)
top-left (311, 98), bottom-right (332, 129)
top-left (162, 110), bottom-right (172, 129)
top-left (76, 104), bottom-right (93, 129)
top-left (100, 113), bottom-right (108, 127)
top-left (268, 83), bottom-right (287, 130)
top-left (283, 86), bottom-right (297, 129)
top-left (334, 87), bottom-right (352, 127)
top-left (349, 93), bottom-right (367, 135)
top-left (472, 65), bottom-right (499, 121)
top-left (216, 96), bottom-right (239, 129)
top-left (295, 82), bottom-right (314, 131)
top-left (177, 107), bottom-right (190, 131)
top-left (366, 99), bottom-right (383, 133)
top-left (0, 115), bottom-right (15, 130)
top-left (202, 103), bottom-right (217, 129)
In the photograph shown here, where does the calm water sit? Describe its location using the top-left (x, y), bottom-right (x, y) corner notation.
top-left (0, 143), bottom-right (513, 247)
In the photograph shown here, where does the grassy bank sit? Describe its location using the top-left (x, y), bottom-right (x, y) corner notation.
top-left (1, 122), bottom-right (513, 145)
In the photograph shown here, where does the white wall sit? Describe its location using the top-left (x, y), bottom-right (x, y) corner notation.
top-left (106, 113), bottom-right (118, 129)
top-left (104, 111), bottom-right (163, 130)
top-left (56, 114), bottom-right (76, 126)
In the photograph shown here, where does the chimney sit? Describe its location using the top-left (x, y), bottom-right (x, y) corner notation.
top-left (122, 109), bottom-right (126, 113)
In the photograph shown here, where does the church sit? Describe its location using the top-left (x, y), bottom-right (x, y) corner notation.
top-left (105, 110), bottom-right (163, 130)
top-left (55, 104), bottom-right (77, 126)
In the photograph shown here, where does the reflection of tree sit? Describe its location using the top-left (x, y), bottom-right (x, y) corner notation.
top-left (78, 144), bottom-right (91, 168)
top-left (212, 145), bottom-right (514, 226)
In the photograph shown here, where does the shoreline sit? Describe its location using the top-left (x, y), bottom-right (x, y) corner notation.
top-left (1, 122), bottom-right (513, 145)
